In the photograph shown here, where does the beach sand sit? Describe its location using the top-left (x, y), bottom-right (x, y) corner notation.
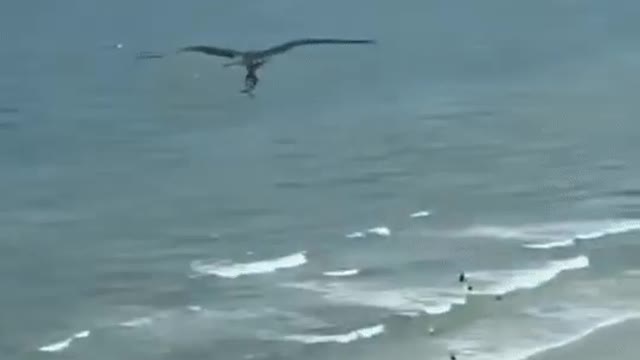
top-left (528, 318), bottom-right (640, 360)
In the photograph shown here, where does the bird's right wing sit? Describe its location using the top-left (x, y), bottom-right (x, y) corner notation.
top-left (177, 45), bottom-right (242, 58)
top-left (256, 38), bottom-right (376, 57)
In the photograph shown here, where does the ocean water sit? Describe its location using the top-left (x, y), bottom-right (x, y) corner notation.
top-left (2, 0), bottom-right (640, 359)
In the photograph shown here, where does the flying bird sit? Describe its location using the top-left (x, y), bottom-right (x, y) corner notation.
top-left (137, 38), bottom-right (376, 95)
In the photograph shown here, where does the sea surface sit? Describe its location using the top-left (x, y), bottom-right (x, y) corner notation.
top-left (2, 0), bottom-right (640, 359)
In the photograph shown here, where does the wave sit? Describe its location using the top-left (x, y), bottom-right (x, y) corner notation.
top-left (346, 231), bottom-right (366, 239)
top-left (119, 317), bottom-right (154, 328)
top-left (410, 210), bottom-right (431, 218)
top-left (523, 239), bottom-right (574, 249)
top-left (38, 330), bottom-right (91, 352)
top-left (345, 226), bottom-right (391, 238)
top-left (191, 251), bottom-right (307, 279)
top-left (367, 227), bottom-right (391, 236)
top-left (282, 324), bottom-right (385, 344)
top-left (467, 255), bottom-right (589, 296)
top-left (528, 220), bottom-right (640, 249)
top-left (39, 338), bottom-right (73, 353)
top-left (520, 314), bottom-right (639, 360)
top-left (457, 219), bottom-right (640, 250)
top-left (283, 281), bottom-right (465, 316)
top-left (573, 220), bottom-right (640, 240)
top-left (323, 269), bottom-right (360, 277)
top-left (74, 330), bottom-right (90, 338)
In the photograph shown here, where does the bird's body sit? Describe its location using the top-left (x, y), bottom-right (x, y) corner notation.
top-left (140, 38), bottom-right (376, 95)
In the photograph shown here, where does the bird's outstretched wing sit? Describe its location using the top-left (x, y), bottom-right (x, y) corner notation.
top-left (135, 46), bottom-right (240, 60)
top-left (177, 45), bottom-right (242, 58)
top-left (256, 38), bottom-right (376, 57)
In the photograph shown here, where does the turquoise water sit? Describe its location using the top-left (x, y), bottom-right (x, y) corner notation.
top-left (2, 0), bottom-right (640, 359)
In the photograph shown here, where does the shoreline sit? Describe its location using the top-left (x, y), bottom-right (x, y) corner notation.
top-left (526, 316), bottom-right (640, 360)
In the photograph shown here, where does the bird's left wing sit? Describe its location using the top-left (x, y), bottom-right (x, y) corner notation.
top-left (135, 45), bottom-right (241, 60)
top-left (256, 38), bottom-right (376, 57)
top-left (177, 45), bottom-right (242, 58)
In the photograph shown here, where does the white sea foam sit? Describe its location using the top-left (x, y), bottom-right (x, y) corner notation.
top-left (187, 305), bottom-right (203, 312)
top-left (283, 324), bottom-right (385, 344)
top-left (410, 210), bottom-right (431, 218)
top-left (119, 317), bottom-right (153, 328)
top-left (458, 219), bottom-right (640, 250)
top-left (398, 311), bottom-right (422, 317)
top-left (38, 330), bottom-right (91, 352)
top-left (367, 227), bottom-right (391, 237)
top-left (467, 255), bottom-right (589, 296)
top-left (323, 269), bottom-right (360, 277)
top-left (191, 251), bottom-right (307, 278)
top-left (457, 225), bottom-right (551, 240)
top-left (39, 338), bottom-right (73, 352)
top-left (523, 239), bottom-right (575, 249)
top-left (346, 231), bottom-right (366, 239)
top-left (73, 330), bottom-right (90, 338)
top-left (573, 220), bottom-right (640, 240)
top-left (284, 281), bottom-right (464, 315)
top-left (345, 226), bottom-right (391, 238)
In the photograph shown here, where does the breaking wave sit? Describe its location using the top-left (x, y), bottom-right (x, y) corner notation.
top-left (410, 210), bottom-right (431, 218)
top-left (323, 269), bottom-right (360, 277)
top-left (467, 255), bottom-right (589, 295)
top-left (282, 324), bottom-right (385, 344)
top-left (458, 219), bottom-right (640, 250)
top-left (523, 239), bottom-right (575, 249)
top-left (345, 226), bottom-right (391, 238)
top-left (191, 251), bottom-right (307, 278)
top-left (119, 317), bottom-right (154, 328)
top-left (38, 330), bottom-right (91, 353)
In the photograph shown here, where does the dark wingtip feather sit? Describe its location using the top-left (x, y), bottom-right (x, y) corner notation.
top-left (354, 39), bottom-right (377, 44)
